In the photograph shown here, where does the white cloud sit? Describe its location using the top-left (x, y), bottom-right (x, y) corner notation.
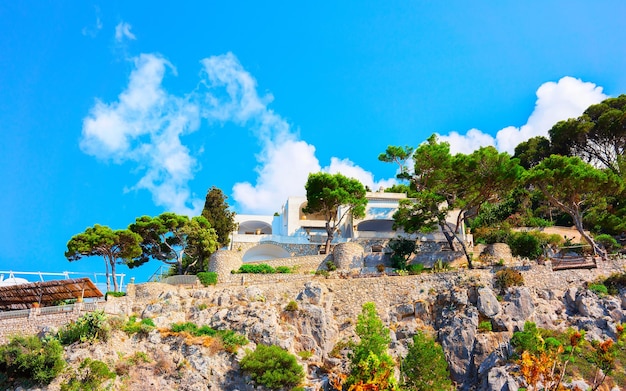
top-left (115, 22), bottom-right (136, 42)
top-left (438, 76), bottom-right (607, 155)
top-left (325, 157), bottom-right (396, 191)
top-left (82, 52), bottom-right (393, 216)
top-left (81, 54), bottom-right (202, 216)
top-left (82, 7), bottom-right (103, 37)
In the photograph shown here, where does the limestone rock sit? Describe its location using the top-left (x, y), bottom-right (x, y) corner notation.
top-left (333, 242), bottom-right (364, 269)
top-left (438, 307), bottom-right (479, 389)
top-left (477, 288), bottom-right (501, 318)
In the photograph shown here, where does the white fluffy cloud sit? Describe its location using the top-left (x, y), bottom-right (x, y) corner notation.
top-left (82, 51), bottom-right (393, 215)
top-left (115, 22), bottom-right (136, 41)
top-left (439, 76), bottom-right (607, 154)
top-left (81, 54), bottom-right (202, 216)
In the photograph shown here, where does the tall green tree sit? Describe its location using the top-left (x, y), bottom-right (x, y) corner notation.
top-left (548, 94), bottom-right (626, 176)
top-left (401, 331), bottom-right (453, 391)
top-left (201, 186), bottom-right (237, 248)
top-left (303, 172), bottom-right (367, 254)
top-left (346, 302), bottom-right (398, 390)
top-left (128, 213), bottom-right (218, 275)
top-left (524, 155), bottom-right (624, 257)
top-left (65, 225), bottom-right (141, 292)
top-left (513, 136), bottom-right (552, 169)
top-left (380, 135), bottom-right (523, 268)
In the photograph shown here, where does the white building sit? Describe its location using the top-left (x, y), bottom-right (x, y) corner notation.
top-left (231, 192), bottom-right (467, 263)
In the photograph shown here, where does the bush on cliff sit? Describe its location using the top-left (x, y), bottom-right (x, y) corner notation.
top-left (58, 311), bottom-right (110, 345)
top-left (239, 344), bottom-right (304, 389)
top-left (0, 335), bottom-right (65, 386)
top-left (401, 330), bottom-right (453, 390)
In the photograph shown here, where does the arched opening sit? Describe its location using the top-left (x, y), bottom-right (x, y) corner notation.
top-left (299, 202), bottom-right (326, 221)
top-left (238, 220), bottom-right (272, 235)
top-left (242, 244), bottom-right (291, 262)
top-left (357, 219), bottom-right (395, 232)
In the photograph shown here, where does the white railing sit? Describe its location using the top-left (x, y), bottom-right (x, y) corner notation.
top-left (0, 271), bottom-right (126, 292)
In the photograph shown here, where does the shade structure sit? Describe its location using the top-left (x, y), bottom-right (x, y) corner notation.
top-left (0, 277), bottom-right (103, 310)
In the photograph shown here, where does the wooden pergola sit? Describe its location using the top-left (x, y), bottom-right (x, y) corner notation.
top-left (0, 278), bottom-right (103, 310)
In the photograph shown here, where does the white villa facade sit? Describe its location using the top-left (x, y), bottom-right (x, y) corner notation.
top-left (231, 191), bottom-right (468, 263)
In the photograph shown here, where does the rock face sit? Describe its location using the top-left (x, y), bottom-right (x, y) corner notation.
top-left (7, 257), bottom-right (626, 391)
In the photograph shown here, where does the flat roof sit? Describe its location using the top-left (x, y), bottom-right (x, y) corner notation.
top-left (0, 277), bottom-right (103, 310)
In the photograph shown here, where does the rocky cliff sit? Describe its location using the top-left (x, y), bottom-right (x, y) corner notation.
top-left (6, 258), bottom-right (626, 390)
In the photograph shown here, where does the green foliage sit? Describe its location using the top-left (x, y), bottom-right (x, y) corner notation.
top-left (388, 237), bottom-right (417, 270)
top-left (303, 172), bottom-right (368, 253)
top-left (401, 331), bottom-right (453, 391)
top-left (588, 283), bottom-right (609, 297)
top-left (507, 232), bottom-right (542, 258)
top-left (201, 186), bottom-right (237, 248)
top-left (60, 358), bottom-right (116, 391)
top-left (524, 155), bottom-right (624, 257)
top-left (406, 263), bottom-right (425, 275)
top-left (326, 260), bottom-right (337, 271)
top-left (347, 302), bottom-right (398, 390)
top-left (594, 234), bottom-right (619, 253)
top-left (128, 213), bottom-right (219, 275)
top-left (122, 316), bottom-right (155, 335)
top-left (285, 300), bottom-right (298, 312)
top-left (65, 225), bottom-right (142, 292)
top-left (239, 344), bottom-right (304, 389)
top-left (58, 311), bottom-right (110, 345)
top-left (472, 226), bottom-right (512, 245)
top-left (297, 350), bottom-right (313, 360)
top-left (603, 272), bottom-right (626, 295)
top-left (236, 263), bottom-right (277, 274)
top-left (478, 321), bottom-right (493, 332)
top-left (494, 267), bottom-right (524, 292)
top-left (196, 271), bottom-right (218, 286)
top-left (315, 269), bottom-right (330, 278)
top-left (0, 335), bottom-right (65, 385)
top-left (511, 321), bottom-right (544, 354)
top-left (170, 322), bottom-right (248, 353)
top-left (105, 291), bottom-right (126, 299)
top-left (276, 266), bottom-right (292, 273)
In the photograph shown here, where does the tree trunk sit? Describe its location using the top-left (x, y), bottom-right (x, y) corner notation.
top-left (572, 213), bottom-right (606, 258)
top-left (103, 257), bottom-right (111, 292)
top-left (439, 220), bottom-right (473, 269)
top-left (110, 258), bottom-right (119, 292)
top-left (177, 250), bottom-right (185, 275)
top-left (324, 222), bottom-right (334, 255)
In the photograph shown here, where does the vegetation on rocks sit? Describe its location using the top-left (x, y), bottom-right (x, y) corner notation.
top-left (401, 330), bottom-right (453, 391)
top-left (240, 344), bottom-right (304, 389)
top-left (58, 311), bottom-right (110, 345)
top-left (0, 335), bottom-right (65, 386)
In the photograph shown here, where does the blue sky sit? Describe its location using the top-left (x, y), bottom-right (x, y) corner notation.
top-left (1, 1), bottom-right (626, 284)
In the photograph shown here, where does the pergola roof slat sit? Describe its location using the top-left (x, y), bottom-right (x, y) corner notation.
top-left (0, 278), bottom-right (103, 310)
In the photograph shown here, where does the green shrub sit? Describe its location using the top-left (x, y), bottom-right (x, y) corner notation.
top-left (297, 350), bottom-right (313, 360)
top-left (478, 321), bottom-right (493, 332)
top-left (0, 335), bottom-right (65, 385)
top-left (402, 331), bottom-right (453, 391)
top-left (239, 344), bottom-right (304, 389)
top-left (473, 227), bottom-right (512, 244)
top-left (603, 272), bottom-right (626, 295)
top-left (60, 358), bottom-right (116, 391)
top-left (122, 316), bottom-right (155, 335)
top-left (196, 272), bottom-right (218, 286)
top-left (275, 266), bottom-right (292, 274)
top-left (511, 322), bottom-right (544, 354)
top-left (346, 303), bottom-right (398, 390)
top-left (406, 263), bottom-right (425, 275)
top-left (58, 311), bottom-right (110, 345)
top-left (105, 291), bottom-right (126, 299)
top-left (588, 283), bottom-right (608, 297)
top-left (595, 234), bottom-right (619, 253)
top-left (315, 269), bottom-right (329, 278)
top-left (326, 260), bottom-right (337, 271)
top-left (170, 322), bottom-right (248, 353)
top-left (237, 264), bottom-right (276, 274)
top-left (494, 267), bottom-right (524, 293)
top-left (388, 237), bottom-right (417, 270)
top-left (285, 300), bottom-right (298, 312)
top-left (507, 232), bottom-right (542, 258)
